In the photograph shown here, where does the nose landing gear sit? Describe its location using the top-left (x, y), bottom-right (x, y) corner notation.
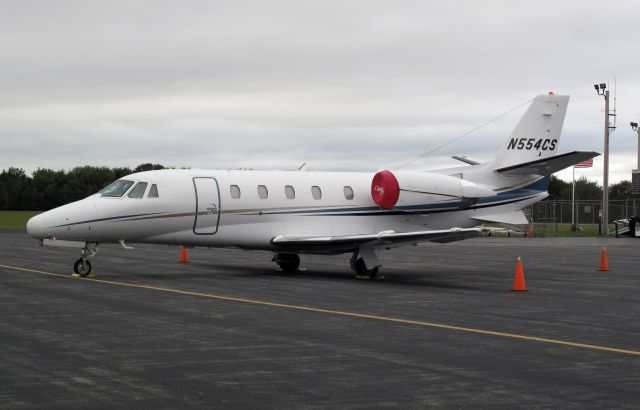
top-left (73, 242), bottom-right (99, 278)
top-left (73, 258), bottom-right (92, 277)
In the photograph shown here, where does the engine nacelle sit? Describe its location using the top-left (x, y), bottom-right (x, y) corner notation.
top-left (371, 170), bottom-right (496, 209)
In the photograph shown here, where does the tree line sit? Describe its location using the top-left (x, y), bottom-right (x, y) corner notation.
top-left (0, 165), bottom-right (633, 211)
top-left (0, 164), bottom-right (165, 211)
top-left (547, 175), bottom-right (632, 201)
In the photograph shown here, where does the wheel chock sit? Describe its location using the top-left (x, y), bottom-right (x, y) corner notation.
top-left (70, 272), bottom-right (96, 279)
top-left (275, 266), bottom-right (306, 272)
top-left (355, 274), bottom-right (385, 280)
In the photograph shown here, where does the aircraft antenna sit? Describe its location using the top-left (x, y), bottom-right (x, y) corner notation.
top-left (395, 98), bottom-right (533, 169)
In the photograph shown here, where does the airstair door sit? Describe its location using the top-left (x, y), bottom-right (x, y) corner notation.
top-left (193, 177), bottom-right (221, 235)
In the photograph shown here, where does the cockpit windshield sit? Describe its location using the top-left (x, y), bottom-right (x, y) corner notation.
top-left (99, 180), bottom-right (135, 197)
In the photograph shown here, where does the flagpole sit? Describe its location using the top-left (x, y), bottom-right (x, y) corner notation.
top-left (571, 165), bottom-right (576, 231)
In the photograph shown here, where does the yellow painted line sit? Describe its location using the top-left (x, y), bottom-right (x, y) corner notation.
top-left (2, 263), bottom-right (640, 357)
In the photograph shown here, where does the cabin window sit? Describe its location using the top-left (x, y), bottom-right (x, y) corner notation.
top-left (230, 185), bottom-right (241, 199)
top-left (257, 185), bottom-right (268, 199)
top-left (311, 185), bottom-right (322, 200)
top-left (343, 186), bottom-right (354, 200)
top-left (99, 180), bottom-right (134, 198)
top-left (148, 184), bottom-right (159, 198)
top-left (128, 182), bottom-right (148, 198)
top-left (285, 185), bottom-right (295, 199)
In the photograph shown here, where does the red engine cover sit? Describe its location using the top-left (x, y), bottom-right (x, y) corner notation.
top-left (371, 170), bottom-right (400, 209)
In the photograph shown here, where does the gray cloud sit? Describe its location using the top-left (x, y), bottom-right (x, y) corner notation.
top-left (2, 0), bottom-right (640, 184)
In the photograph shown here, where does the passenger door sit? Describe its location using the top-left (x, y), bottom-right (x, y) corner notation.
top-left (193, 177), bottom-right (221, 235)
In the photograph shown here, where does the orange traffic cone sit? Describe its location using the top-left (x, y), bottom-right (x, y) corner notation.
top-left (597, 246), bottom-right (609, 271)
top-left (179, 246), bottom-right (190, 263)
top-left (511, 256), bottom-right (528, 292)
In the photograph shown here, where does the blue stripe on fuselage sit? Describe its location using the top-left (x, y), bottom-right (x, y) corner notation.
top-left (476, 176), bottom-right (548, 205)
top-left (254, 176), bottom-right (548, 216)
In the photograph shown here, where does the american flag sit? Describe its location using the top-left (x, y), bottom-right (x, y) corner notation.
top-left (575, 159), bottom-right (593, 168)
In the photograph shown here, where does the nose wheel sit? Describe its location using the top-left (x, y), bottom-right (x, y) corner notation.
top-left (73, 258), bottom-right (92, 277)
top-left (72, 242), bottom-right (98, 278)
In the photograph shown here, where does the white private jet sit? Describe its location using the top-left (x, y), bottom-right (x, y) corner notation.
top-left (27, 93), bottom-right (598, 278)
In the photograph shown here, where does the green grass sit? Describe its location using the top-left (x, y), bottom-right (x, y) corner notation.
top-left (0, 211), bottom-right (40, 229)
top-left (489, 223), bottom-right (614, 237)
top-left (552, 223), bottom-right (602, 237)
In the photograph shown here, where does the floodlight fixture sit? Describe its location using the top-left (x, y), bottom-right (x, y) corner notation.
top-left (594, 82), bottom-right (607, 96)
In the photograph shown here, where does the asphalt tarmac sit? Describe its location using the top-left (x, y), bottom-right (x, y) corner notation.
top-left (1, 229), bottom-right (640, 409)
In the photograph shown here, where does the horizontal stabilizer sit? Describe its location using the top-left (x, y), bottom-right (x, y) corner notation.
top-left (452, 155), bottom-right (482, 165)
top-left (271, 227), bottom-right (482, 251)
top-left (495, 151), bottom-right (599, 176)
top-left (471, 210), bottom-right (529, 226)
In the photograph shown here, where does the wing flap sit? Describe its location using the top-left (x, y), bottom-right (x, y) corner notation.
top-left (271, 227), bottom-right (482, 251)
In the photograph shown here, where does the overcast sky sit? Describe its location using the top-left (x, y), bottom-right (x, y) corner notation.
top-left (2, 0), bottom-right (640, 184)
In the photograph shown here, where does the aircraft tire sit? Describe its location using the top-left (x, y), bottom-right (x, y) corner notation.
top-left (276, 253), bottom-right (300, 273)
top-left (355, 258), bottom-right (379, 278)
top-left (73, 258), bottom-right (92, 277)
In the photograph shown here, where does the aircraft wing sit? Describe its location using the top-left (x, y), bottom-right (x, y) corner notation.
top-left (495, 151), bottom-right (599, 175)
top-left (271, 227), bottom-right (483, 252)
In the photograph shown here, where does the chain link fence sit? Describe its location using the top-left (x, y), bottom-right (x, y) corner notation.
top-left (485, 200), bottom-right (639, 237)
top-left (529, 199), bottom-right (639, 225)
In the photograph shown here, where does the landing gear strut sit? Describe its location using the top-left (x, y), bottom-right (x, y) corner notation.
top-left (355, 258), bottom-right (379, 277)
top-left (73, 242), bottom-right (98, 277)
top-left (351, 249), bottom-right (382, 279)
top-left (274, 253), bottom-right (300, 273)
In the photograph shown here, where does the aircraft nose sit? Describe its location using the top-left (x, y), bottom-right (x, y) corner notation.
top-left (26, 213), bottom-right (45, 238)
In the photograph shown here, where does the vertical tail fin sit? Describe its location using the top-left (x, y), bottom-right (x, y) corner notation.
top-left (492, 93), bottom-right (569, 170)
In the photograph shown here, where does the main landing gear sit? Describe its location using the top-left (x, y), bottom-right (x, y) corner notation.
top-left (351, 249), bottom-right (383, 280)
top-left (73, 242), bottom-right (98, 278)
top-left (273, 250), bottom-right (383, 279)
top-left (274, 253), bottom-right (301, 273)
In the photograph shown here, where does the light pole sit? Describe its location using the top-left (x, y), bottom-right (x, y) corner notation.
top-left (631, 122), bottom-right (639, 169)
top-left (631, 121), bottom-right (639, 217)
top-left (594, 83), bottom-right (611, 236)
